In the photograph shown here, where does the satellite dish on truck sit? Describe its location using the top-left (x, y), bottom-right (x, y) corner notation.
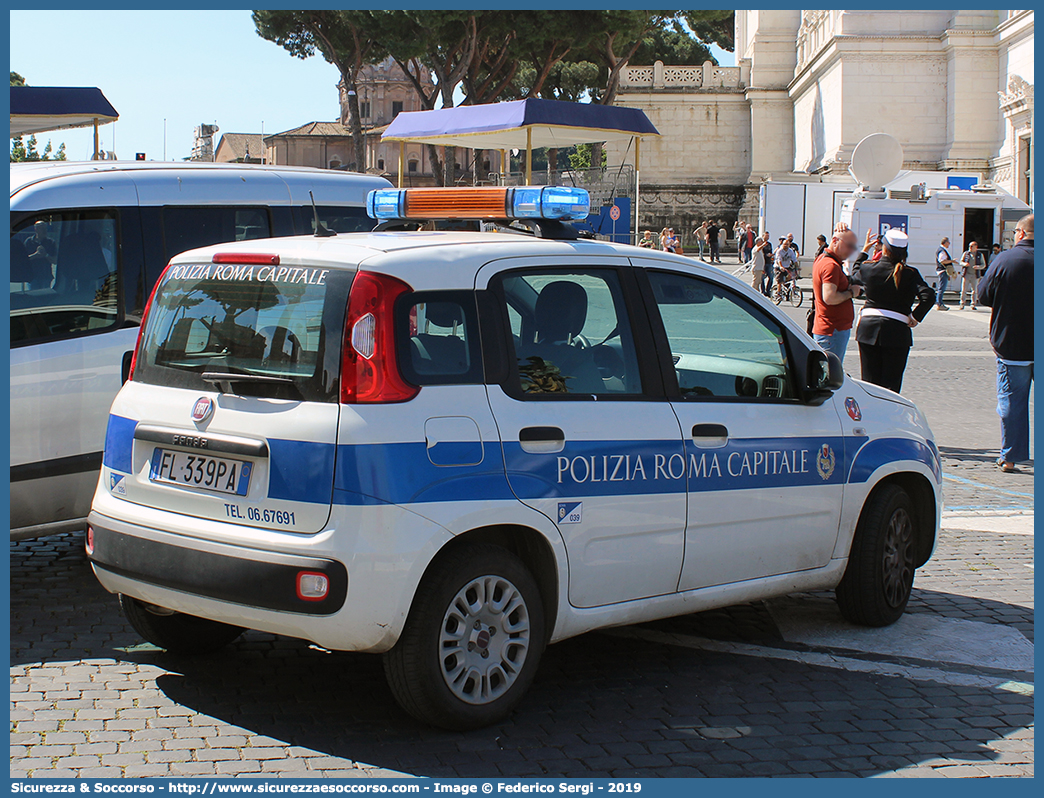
top-left (849, 133), bottom-right (904, 192)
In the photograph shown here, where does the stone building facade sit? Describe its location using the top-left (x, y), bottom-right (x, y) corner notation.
top-left (608, 9), bottom-right (1033, 242)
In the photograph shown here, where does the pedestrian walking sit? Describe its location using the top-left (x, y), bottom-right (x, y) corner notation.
top-left (734, 221), bottom-right (745, 262)
top-left (706, 220), bottom-right (720, 263)
top-left (811, 225), bottom-right (864, 364)
top-left (760, 233), bottom-right (774, 296)
top-left (693, 221), bottom-right (708, 260)
top-left (744, 224), bottom-right (755, 264)
top-left (934, 236), bottom-right (954, 310)
top-left (814, 234), bottom-right (828, 260)
top-left (749, 235), bottom-right (769, 291)
top-left (717, 221), bottom-right (727, 264)
top-left (854, 228), bottom-right (935, 393)
top-left (977, 214), bottom-right (1033, 472)
top-left (958, 241), bottom-right (984, 309)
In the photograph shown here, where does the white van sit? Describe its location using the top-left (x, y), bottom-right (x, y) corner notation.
top-left (10, 161), bottom-right (391, 540)
top-left (838, 187), bottom-right (1030, 289)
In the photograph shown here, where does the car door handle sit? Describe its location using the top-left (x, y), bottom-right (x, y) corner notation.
top-left (519, 426), bottom-right (565, 454)
top-left (692, 424), bottom-right (729, 448)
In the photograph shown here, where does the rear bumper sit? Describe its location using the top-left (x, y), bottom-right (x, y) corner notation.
top-left (88, 517), bottom-right (348, 616)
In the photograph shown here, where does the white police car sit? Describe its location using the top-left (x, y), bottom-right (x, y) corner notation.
top-left (88, 186), bottom-right (942, 730)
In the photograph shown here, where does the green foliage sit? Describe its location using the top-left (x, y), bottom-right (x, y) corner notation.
top-left (567, 143), bottom-right (607, 172)
top-left (682, 10), bottom-right (734, 52)
top-left (251, 10), bottom-right (735, 178)
top-left (10, 134), bottom-right (67, 163)
top-left (632, 19), bottom-right (714, 66)
top-left (11, 71), bottom-right (26, 86)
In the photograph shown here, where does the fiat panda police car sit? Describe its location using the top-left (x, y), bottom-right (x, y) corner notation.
top-left (88, 185), bottom-right (942, 730)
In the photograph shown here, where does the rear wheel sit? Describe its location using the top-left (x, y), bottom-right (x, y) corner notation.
top-left (119, 595), bottom-right (244, 654)
top-left (836, 484), bottom-right (917, 626)
top-left (383, 543), bottom-right (546, 730)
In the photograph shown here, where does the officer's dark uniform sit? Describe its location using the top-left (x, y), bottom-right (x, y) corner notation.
top-left (854, 256), bottom-right (935, 393)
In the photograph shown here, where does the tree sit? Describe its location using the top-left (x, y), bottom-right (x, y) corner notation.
top-left (10, 137), bottom-right (26, 162)
top-left (369, 10), bottom-right (489, 185)
top-left (253, 10), bottom-right (386, 173)
top-left (11, 71), bottom-right (26, 86)
top-left (682, 10), bottom-right (734, 52)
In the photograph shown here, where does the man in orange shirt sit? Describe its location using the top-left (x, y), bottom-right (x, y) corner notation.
top-left (811, 225), bottom-right (870, 364)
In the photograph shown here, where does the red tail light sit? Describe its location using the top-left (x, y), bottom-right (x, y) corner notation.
top-left (340, 271), bottom-right (418, 404)
top-left (212, 252), bottom-right (280, 265)
top-left (128, 262), bottom-right (171, 381)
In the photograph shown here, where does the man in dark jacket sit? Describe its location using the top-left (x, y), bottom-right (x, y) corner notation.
top-left (978, 214), bottom-right (1034, 472)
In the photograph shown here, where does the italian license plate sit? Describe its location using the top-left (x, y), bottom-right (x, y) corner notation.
top-left (149, 448), bottom-right (251, 496)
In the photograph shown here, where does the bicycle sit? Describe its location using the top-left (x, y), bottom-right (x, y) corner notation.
top-left (773, 270), bottom-right (804, 307)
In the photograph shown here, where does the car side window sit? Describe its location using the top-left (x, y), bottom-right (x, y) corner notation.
top-left (648, 270), bottom-right (796, 400)
top-left (497, 269), bottom-right (642, 397)
top-left (398, 291), bottom-right (482, 386)
top-left (10, 211), bottom-right (120, 344)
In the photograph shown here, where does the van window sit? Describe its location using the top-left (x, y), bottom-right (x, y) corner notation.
top-left (134, 262), bottom-right (347, 403)
top-left (10, 211), bottom-right (120, 344)
top-left (162, 207), bottom-right (272, 260)
top-left (308, 206), bottom-right (371, 235)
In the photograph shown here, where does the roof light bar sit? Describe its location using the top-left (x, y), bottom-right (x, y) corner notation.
top-left (366, 186), bottom-right (590, 223)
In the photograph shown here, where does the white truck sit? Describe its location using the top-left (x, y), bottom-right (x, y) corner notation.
top-left (838, 186), bottom-right (1030, 289)
top-left (757, 169), bottom-right (982, 264)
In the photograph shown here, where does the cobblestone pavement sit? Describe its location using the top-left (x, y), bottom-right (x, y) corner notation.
top-left (11, 292), bottom-right (1032, 779)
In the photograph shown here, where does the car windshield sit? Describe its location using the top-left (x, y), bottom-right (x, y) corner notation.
top-left (134, 261), bottom-right (346, 402)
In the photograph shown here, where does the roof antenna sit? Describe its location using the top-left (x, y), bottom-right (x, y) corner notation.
top-left (310, 190), bottom-right (336, 237)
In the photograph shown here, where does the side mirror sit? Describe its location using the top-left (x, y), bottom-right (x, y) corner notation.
top-left (806, 349), bottom-right (844, 394)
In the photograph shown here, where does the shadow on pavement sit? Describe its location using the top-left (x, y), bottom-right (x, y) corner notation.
top-left (10, 532), bottom-right (1035, 777)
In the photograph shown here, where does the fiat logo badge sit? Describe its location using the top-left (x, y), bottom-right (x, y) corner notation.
top-left (191, 397), bottom-right (214, 423)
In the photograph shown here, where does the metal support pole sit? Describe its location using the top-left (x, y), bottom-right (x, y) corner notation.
top-left (93, 119), bottom-right (99, 160)
top-left (634, 136), bottom-right (641, 245)
top-left (398, 141), bottom-right (405, 187)
top-left (501, 149), bottom-right (508, 184)
top-left (525, 128), bottom-right (533, 186)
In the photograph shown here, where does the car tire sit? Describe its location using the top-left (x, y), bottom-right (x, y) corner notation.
top-left (119, 594), bottom-right (244, 654)
top-left (835, 483), bottom-right (917, 627)
top-left (383, 543), bottom-right (546, 730)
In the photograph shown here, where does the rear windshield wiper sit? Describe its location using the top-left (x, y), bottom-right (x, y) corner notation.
top-left (201, 371), bottom-right (297, 395)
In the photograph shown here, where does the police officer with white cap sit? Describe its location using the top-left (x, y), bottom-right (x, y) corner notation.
top-left (853, 227), bottom-right (936, 393)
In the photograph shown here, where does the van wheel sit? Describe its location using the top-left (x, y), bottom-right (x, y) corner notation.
top-left (119, 595), bottom-right (244, 654)
top-left (383, 543), bottom-right (546, 730)
top-left (836, 484), bottom-right (917, 627)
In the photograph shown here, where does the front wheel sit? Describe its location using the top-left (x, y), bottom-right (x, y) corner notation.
top-left (790, 285), bottom-right (804, 308)
top-left (383, 543), bottom-right (546, 730)
top-left (835, 484), bottom-right (917, 626)
top-left (119, 595), bottom-right (244, 654)
top-left (773, 287), bottom-right (784, 305)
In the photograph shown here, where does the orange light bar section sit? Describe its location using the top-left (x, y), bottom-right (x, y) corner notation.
top-left (403, 187), bottom-right (510, 220)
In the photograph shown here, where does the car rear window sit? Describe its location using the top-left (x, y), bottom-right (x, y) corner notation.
top-left (133, 261), bottom-right (351, 402)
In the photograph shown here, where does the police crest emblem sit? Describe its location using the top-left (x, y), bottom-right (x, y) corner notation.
top-left (816, 444), bottom-right (836, 480)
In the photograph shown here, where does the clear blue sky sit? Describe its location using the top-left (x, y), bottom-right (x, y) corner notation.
top-left (10, 9), bottom-right (733, 163)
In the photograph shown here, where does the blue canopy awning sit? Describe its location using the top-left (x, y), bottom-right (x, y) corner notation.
top-left (10, 86), bottom-right (119, 137)
top-left (381, 98), bottom-right (659, 150)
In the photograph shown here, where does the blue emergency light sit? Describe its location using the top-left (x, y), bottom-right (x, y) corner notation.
top-left (366, 186), bottom-right (591, 223)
